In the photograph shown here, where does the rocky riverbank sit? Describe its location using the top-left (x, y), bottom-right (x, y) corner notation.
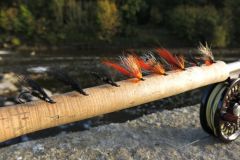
top-left (0, 105), bottom-right (239, 160)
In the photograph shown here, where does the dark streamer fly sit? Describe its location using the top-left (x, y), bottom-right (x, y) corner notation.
top-left (17, 75), bottom-right (55, 104)
top-left (90, 71), bottom-right (119, 87)
top-left (49, 69), bottom-right (88, 96)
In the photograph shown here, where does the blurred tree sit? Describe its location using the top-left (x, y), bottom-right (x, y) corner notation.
top-left (51, 0), bottom-right (65, 26)
top-left (96, 0), bottom-right (120, 40)
top-left (213, 26), bottom-right (229, 47)
top-left (119, 0), bottom-right (147, 24)
top-left (0, 8), bottom-right (11, 31)
top-left (222, 0), bottom-right (240, 46)
top-left (168, 5), bottom-right (229, 47)
top-left (150, 6), bottom-right (162, 25)
top-left (24, 0), bottom-right (52, 18)
top-left (0, 0), bottom-right (239, 47)
top-left (0, 4), bottom-right (34, 34)
top-left (16, 4), bottom-right (35, 36)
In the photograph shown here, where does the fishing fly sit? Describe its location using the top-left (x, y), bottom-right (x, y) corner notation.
top-left (198, 42), bottom-right (215, 65)
top-left (17, 75), bottom-right (55, 104)
top-left (137, 52), bottom-right (167, 75)
top-left (103, 54), bottom-right (144, 81)
top-left (90, 71), bottom-right (119, 87)
top-left (49, 69), bottom-right (88, 96)
top-left (155, 48), bottom-right (185, 70)
top-left (185, 53), bottom-right (201, 67)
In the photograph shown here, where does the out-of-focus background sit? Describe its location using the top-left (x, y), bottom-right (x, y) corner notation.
top-left (0, 0), bottom-right (239, 145)
top-left (1, 0), bottom-right (240, 48)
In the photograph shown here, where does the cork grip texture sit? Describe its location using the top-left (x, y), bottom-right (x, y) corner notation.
top-left (0, 61), bottom-right (229, 142)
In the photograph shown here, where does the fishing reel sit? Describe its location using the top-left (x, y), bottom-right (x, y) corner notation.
top-left (200, 77), bottom-right (240, 142)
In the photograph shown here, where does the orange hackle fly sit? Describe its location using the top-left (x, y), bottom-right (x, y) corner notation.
top-left (120, 54), bottom-right (144, 80)
top-left (174, 54), bottom-right (185, 70)
top-left (103, 54), bottom-right (144, 81)
top-left (155, 48), bottom-right (185, 70)
top-left (137, 53), bottom-right (166, 75)
top-left (198, 43), bottom-right (215, 65)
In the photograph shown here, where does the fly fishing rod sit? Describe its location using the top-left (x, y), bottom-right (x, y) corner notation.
top-left (0, 45), bottom-right (239, 143)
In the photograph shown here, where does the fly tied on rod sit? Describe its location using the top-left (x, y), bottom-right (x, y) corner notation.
top-left (48, 68), bottom-right (88, 96)
top-left (17, 74), bottom-right (55, 104)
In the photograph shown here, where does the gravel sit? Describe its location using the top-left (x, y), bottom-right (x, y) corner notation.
top-left (0, 105), bottom-right (239, 160)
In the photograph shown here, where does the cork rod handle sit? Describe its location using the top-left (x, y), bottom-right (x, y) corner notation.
top-left (0, 61), bottom-right (229, 143)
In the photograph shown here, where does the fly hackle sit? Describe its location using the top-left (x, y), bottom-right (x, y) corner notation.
top-left (139, 52), bottom-right (167, 75)
top-left (103, 54), bottom-right (143, 81)
top-left (198, 42), bottom-right (215, 65)
top-left (155, 48), bottom-right (185, 70)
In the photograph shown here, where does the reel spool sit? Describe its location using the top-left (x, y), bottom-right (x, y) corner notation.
top-left (200, 77), bottom-right (240, 142)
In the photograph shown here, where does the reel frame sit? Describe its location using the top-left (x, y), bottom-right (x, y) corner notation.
top-left (200, 77), bottom-right (240, 142)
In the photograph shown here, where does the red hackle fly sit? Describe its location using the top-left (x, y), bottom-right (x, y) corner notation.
top-left (137, 53), bottom-right (166, 75)
top-left (198, 43), bottom-right (215, 65)
top-left (103, 54), bottom-right (144, 81)
top-left (155, 48), bottom-right (185, 70)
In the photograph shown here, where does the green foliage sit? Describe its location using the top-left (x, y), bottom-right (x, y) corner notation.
top-left (222, 0), bottom-right (240, 46)
top-left (120, 0), bottom-right (147, 24)
top-left (0, 9), bottom-right (10, 30)
top-left (213, 26), bottom-right (229, 47)
top-left (96, 0), bottom-right (121, 40)
top-left (64, 0), bottom-right (84, 29)
top-left (0, 0), bottom-right (239, 47)
top-left (51, 0), bottom-right (65, 26)
top-left (16, 5), bottom-right (35, 36)
top-left (0, 7), bottom-right (18, 31)
top-left (168, 5), bottom-right (229, 47)
top-left (150, 6), bottom-right (162, 24)
top-left (168, 6), bottom-right (197, 40)
top-left (11, 37), bottom-right (21, 46)
top-left (0, 5), bottom-right (35, 38)
top-left (47, 0), bottom-right (97, 43)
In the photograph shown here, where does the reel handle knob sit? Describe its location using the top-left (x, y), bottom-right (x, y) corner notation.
top-left (233, 103), bottom-right (240, 117)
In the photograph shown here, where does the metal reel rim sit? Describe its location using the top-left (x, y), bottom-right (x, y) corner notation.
top-left (215, 101), bottom-right (239, 142)
top-left (209, 84), bottom-right (227, 136)
top-left (215, 78), bottom-right (240, 142)
top-left (200, 84), bottom-right (218, 135)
